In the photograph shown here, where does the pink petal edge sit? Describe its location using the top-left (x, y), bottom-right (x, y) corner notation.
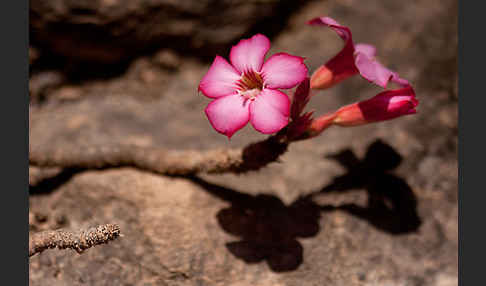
top-left (249, 88), bottom-right (290, 134)
top-left (199, 55), bottom-right (240, 98)
top-left (261, 53), bottom-right (308, 89)
top-left (230, 34), bottom-right (271, 74)
top-left (205, 93), bottom-right (251, 138)
top-left (307, 16), bottom-right (352, 42)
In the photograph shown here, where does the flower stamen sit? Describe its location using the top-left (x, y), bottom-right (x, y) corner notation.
top-left (237, 70), bottom-right (264, 92)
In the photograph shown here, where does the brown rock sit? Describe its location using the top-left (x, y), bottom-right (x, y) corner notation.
top-left (30, 0), bottom-right (298, 63)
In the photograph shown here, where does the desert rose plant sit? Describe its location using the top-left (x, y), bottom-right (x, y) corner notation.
top-left (29, 16), bottom-right (419, 196)
top-left (199, 16), bottom-right (418, 141)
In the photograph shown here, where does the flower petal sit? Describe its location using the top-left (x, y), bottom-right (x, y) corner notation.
top-left (354, 52), bottom-right (395, 88)
top-left (205, 93), bottom-right (250, 138)
top-left (385, 87), bottom-right (418, 114)
top-left (354, 45), bottom-right (411, 89)
top-left (391, 73), bottom-right (410, 87)
top-left (249, 89), bottom-right (290, 134)
top-left (261, 53), bottom-right (307, 89)
top-left (230, 34), bottom-right (270, 74)
top-left (307, 17), bottom-right (352, 42)
top-left (199, 55), bottom-right (240, 98)
top-left (309, 16), bottom-right (411, 90)
top-left (307, 16), bottom-right (357, 88)
top-left (355, 43), bottom-right (376, 58)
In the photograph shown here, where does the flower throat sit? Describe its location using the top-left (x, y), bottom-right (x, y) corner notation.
top-left (237, 71), bottom-right (264, 100)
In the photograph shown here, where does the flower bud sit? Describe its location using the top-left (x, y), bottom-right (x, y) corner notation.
top-left (310, 65), bottom-right (334, 89)
top-left (333, 87), bottom-right (418, 126)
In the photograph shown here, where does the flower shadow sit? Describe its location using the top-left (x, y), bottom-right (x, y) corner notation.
top-left (187, 139), bottom-right (421, 272)
top-left (314, 139), bottom-right (422, 234)
top-left (189, 176), bottom-right (321, 272)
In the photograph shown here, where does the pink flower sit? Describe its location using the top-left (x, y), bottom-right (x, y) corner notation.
top-left (307, 86), bottom-right (417, 137)
top-left (333, 86), bottom-right (418, 126)
top-left (307, 17), bottom-right (408, 90)
top-left (310, 86), bottom-right (418, 134)
top-left (199, 34), bottom-right (308, 138)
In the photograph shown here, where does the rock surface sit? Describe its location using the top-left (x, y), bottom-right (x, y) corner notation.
top-left (30, 0), bottom-right (305, 64)
top-left (29, 0), bottom-right (458, 285)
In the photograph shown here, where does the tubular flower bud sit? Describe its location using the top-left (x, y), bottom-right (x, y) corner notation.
top-left (333, 86), bottom-right (418, 126)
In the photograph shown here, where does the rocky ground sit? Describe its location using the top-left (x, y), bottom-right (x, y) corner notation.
top-left (29, 0), bottom-right (458, 285)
